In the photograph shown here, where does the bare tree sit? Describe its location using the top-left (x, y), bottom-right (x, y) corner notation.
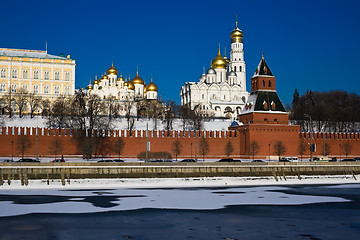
top-left (2, 90), bottom-right (14, 117)
top-left (48, 137), bottom-right (63, 159)
top-left (123, 98), bottom-right (135, 133)
top-left (298, 139), bottom-right (307, 161)
top-left (172, 140), bottom-right (183, 161)
top-left (70, 90), bottom-right (114, 159)
top-left (224, 141), bottom-right (234, 157)
top-left (28, 93), bottom-right (42, 118)
top-left (198, 137), bottom-right (209, 161)
top-left (13, 89), bottom-right (28, 118)
top-left (47, 95), bottom-right (71, 130)
top-left (250, 141), bottom-right (260, 160)
top-left (163, 100), bottom-right (176, 132)
top-left (273, 141), bottom-right (287, 160)
top-left (113, 137), bottom-right (125, 160)
top-left (342, 142), bottom-right (352, 159)
top-left (17, 134), bottom-right (32, 158)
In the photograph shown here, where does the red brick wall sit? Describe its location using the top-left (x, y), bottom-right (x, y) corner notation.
top-left (1, 126), bottom-right (359, 160)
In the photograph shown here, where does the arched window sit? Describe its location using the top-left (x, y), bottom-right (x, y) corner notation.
top-left (269, 80), bottom-right (272, 88)
top-left (1, 68), bottom-right (6, 78)
top-left (23, 69), bottom-right (28, 79)
top-left (12, 69), bottom-right (18, 78)
top-left (44, 71), bottom-right (50, 80)
top-left (0, 84), bottom-right (6, 92)
top-left (11, 84), bottom-right (17, 93)
top-left (234, 66), bottom-right (236, 72)
top-left (22, 85), bottom-right (28, 93)
top-left (65, 72), bottom-right (70, 81)
top-left (44, 86), bottom-right (49, 94)
top-left (34, 70), bottom-right (39, 79)
top-left (239, 66), bottom-right (242, 72)
top-left (54, 86), bottom-right (60, 94)
top-left (55, 71), bottom-right (60, 80)
top-left (33, 85), bottom-right (39, 94)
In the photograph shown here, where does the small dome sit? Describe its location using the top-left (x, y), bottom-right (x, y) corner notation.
top-left (99, 76), bottom-right (104, 82)
top-left (117, 76), bottom-right (124, 82)
top-left (224, 56), bottom-right (230, 64)
top-left (145, 81), bottom-right (158, 92)
top-left (102, 75), bottom-right (109, 80)
top-left (199, 74), bottom-right (206, 82)
top-left (229, 71), bottom-right (236, 76)
top-left (87, 84), bottom-right (93, 90)
top-left (211, 48), bottom-right (227, 69)
top-left (207, 68), bottom-right (216, 74)
top-left (107, 64), bottom-right (118, 75)
top-left (131, 71), bottom-right (145, 85)
top-left (93, 79), bottom-right (99, 85)
top-left (230, 21), bottom-right (243, 43)
top-left (128, 81), bottom-right (135, 90)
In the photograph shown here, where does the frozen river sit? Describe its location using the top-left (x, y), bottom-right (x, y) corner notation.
top-left (0, 182), bottom-right (360, 239)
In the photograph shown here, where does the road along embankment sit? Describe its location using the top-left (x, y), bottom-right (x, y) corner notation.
top-left (1, 162), bottom-right (360, 186)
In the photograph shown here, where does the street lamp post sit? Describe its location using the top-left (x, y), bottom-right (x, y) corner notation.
top-left (268, 143), bottom-right (270, 161)
top-left (191, 143), bottom-right (193, 159)
top-left (11, 140), bottom-right (13, 160)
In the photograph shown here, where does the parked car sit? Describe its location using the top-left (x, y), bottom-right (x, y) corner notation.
top-left (17, 158), bottom-right (40, 163)
top-left (181, 159), bottom-right (196, 163)
top-left (113, 159), bottom-right (124, 162)
top-left (97, 160), bottom-right (114, 163)
top-left (149, 159), bottom-right (172, 162)
top-left (2, 159), bottom-right (14, 163)
top-left (354, 157), bottom-right (360, 162)
top-left (252, 159), bottom-right (264, 163)
top-left (340, 159), bottom-right (356, 162)
top-left (52, 159), bottom-right (65, 163)
top-left (218, 158), bottom-right (235, 162)
top-left (281, 157), bottom-right (298, 162)
top-left (279, 159), bottom-right (290, 162)
top-left (329, 157), bottom-right (337, 162)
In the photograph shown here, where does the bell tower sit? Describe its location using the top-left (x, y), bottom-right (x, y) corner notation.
top-left (230, 18), bottom-right (246, 90)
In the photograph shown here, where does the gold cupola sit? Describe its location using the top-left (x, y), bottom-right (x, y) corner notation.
top-left (145, 79), bottom-right (158, 92)
top-left (107, 63), bottom-right (118, 75)
top-left (87, 80), bottom-right (93, 90)
top-left (230, 20), bottom-right (243, 43)
top-left (128, 80), bottom-right (135, 90)
top-left (131, 70), bottom-right (145, 85)
top-left (93, 76), bottom-right (99, 85)
top-left (102, 74), bottom-right (109, 80)
top-left (211, 47), bottom-right (227, 69)
top-left (117, 75), bottom-right (124, 82)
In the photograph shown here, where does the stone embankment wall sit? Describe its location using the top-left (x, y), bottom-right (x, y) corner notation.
top-left (1, 162), bottom-right (359, 186)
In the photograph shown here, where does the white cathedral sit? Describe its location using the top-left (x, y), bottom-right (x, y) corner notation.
top-left (180, 21), bottom-right (249, 119)
top-left (87, 65), bottom-right (158, 101)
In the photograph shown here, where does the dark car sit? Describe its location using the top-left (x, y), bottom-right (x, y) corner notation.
top-left (340, 159), bottom-right (356, 162)
top-left (52, 159), bottom-right (65, 163)
top-left (2, 159), bottom-right (14, 163)
top-left (181, 159), bottom-right (196, 163)
top-left (279, 159), bottom-right (290, 162)
top-left (17, 158), bottom-right (40, 163)
top-left (218, 158), bottom-right (234, 162)
top-left (329, 157), bottom-right (337, 162)
top-left (354, 157), bottom-right (360, 162)
top-left (252, 159), bottom-right (264, 163)
top-left (113, 159), bottom-right (124, 162)
top-left (97, 160), bottom-right (114, 163)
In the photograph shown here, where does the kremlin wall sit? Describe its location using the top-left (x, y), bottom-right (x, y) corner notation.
top-left (0, 125), bottom-right (359, 160)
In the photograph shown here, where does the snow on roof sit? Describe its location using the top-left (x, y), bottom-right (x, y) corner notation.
top-left (0, 48), bottom-right (68, 60)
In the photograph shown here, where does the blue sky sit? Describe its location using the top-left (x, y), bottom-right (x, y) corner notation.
top-left (1, 0), bottom-right (359, 105)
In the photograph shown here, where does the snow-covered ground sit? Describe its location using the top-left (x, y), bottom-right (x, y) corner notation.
top-left (1, 175), bottom-right (359, 190)
top-left (2, 115), bottom-right (234, 131)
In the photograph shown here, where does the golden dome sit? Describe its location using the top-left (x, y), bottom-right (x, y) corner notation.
top-left (128, 81), bottom-right (135, 90)
top-left (102, 74), bottom-right (109, 80)
top-left (87, 84), bottom-right (93, 90)
top-left (131, 71), bottom-right (145, 85)
top-left (211, 48), bottom-right (227, 69)
top-left (93, 80), bottom-right (99, 85)
top-left (230, 21), bottom-right (243, 43)
top-left (145, 81), bottom-right (158, 92)
top-left (107, 63), bottom-right (118, 75)
top-left (117, 76), bottom-right (124, 82)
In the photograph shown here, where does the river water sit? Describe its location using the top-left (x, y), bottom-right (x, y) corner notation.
top-left (0, 184), bottom-right (359, 240)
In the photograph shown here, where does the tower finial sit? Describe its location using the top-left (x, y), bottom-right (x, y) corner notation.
top-left (112, 59), bottom-right (114, 67)
top-left (262, 52), bottom-right (264, 59)
top-left (218, 43), bottom-right (221, 55)
top-left (235, 14), bottom-right (238, 28)
top-left (224, 46), bottom-right (227, 57)
top-left (45, 40), bottom-right (48, 53)
top-left (203, 66), bottom-right (205, 74)
top-left (137, 65), bottom-right (139, 75)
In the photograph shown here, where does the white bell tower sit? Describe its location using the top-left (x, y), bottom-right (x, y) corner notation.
top-left (230, 19), bottom-right (246, 91)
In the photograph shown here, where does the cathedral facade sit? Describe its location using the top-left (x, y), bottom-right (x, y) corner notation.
top-left (180, 21), bottom-right (249, 119)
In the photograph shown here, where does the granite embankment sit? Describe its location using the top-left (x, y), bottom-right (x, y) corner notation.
top-left (1, 162), bottom-right (360, 186)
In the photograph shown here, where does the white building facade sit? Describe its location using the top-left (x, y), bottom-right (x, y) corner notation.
top-left (180, 21), bottom-right (249, 119)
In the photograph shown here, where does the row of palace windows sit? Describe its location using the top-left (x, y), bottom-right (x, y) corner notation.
top-left (233, 66), bottom-right (242, 72)
top-left (1, 68), bottom-right (71, 81)
top-left (0, 83), bottom-right (70, 95)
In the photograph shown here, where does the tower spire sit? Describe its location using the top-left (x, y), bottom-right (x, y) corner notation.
top-left (235, 14), bottom-right (238, 28)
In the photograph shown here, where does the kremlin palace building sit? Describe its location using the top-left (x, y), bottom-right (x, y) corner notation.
top-left (180, 21), bottom-right (249, 119)
top-left (0, 48), bottom-right (75, 114)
